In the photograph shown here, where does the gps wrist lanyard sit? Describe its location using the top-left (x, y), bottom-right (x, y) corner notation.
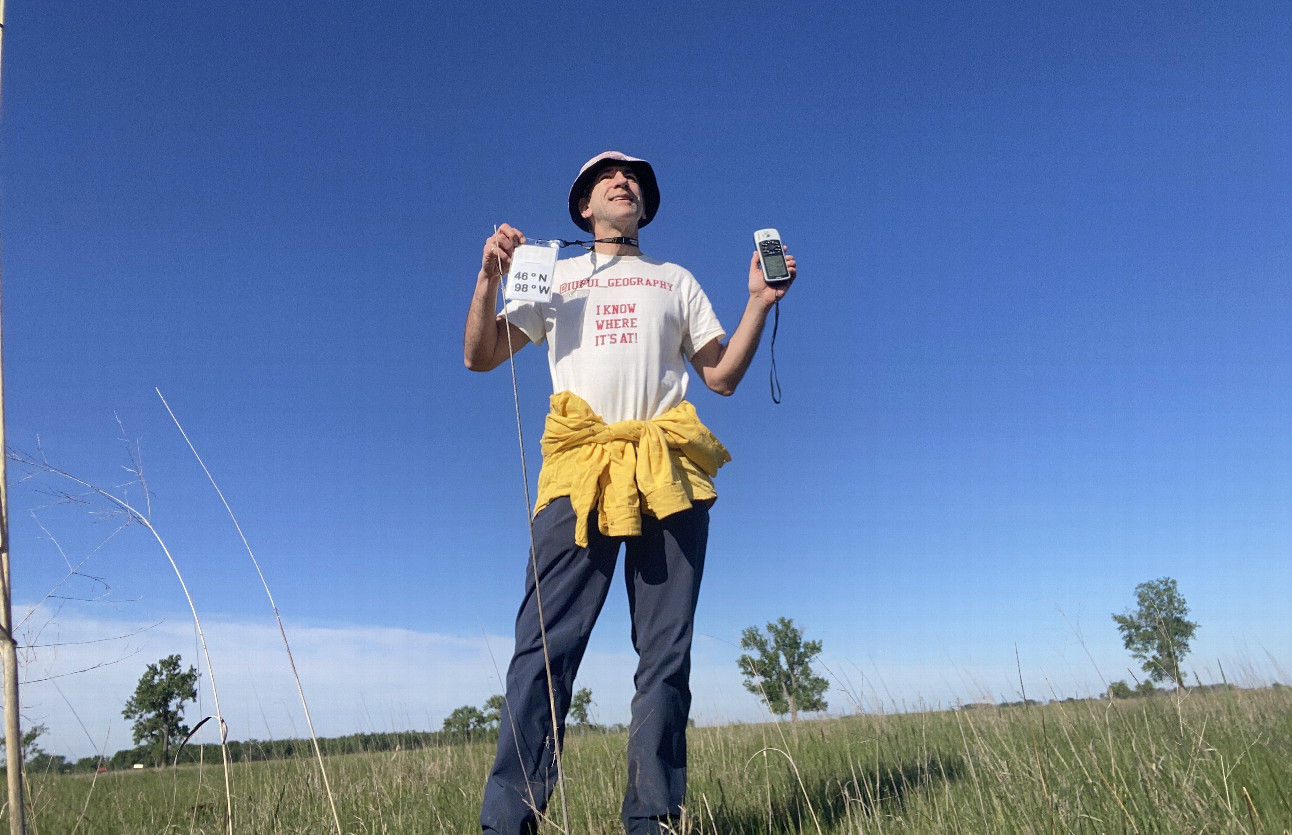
top-left (769, 300), bottom-right (782, 404)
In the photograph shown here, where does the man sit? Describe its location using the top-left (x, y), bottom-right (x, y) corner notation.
top-left (464, 151), bottom-right (795, 834)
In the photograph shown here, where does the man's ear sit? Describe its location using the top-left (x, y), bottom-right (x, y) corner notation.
top-left (579, 195), bottom-right (592, 220)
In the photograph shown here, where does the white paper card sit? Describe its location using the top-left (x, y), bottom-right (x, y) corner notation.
top-left (504, 240), bottom-right (559, 302)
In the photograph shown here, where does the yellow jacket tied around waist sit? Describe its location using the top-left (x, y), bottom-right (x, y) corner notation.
top-left (535, 392), bottom-right (732, 547)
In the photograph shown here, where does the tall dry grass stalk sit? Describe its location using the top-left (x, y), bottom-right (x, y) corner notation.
top-left (155, 388), bottom-right (343, 835)
top-left (499, 260), bottom-right (570, 832)
top-left (8, 443), bottom-right (236, 834)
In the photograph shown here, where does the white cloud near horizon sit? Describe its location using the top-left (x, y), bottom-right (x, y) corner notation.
top-left (12, 606), bottom-right (527, 760)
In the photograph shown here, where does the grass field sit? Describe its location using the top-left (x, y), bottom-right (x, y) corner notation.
top-left (19, 685), bottom-right (1292, 834)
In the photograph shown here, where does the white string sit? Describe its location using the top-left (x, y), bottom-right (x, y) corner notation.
top-left (496, 234), bottom-right (570, 832)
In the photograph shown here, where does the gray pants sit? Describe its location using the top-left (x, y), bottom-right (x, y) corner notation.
top-left (480, 496), bottom-right (710, 835)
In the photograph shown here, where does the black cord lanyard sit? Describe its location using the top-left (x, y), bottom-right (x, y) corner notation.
top-left (557, 236), bottom-right (639, 250)
top-left (769, 300), bottom-right (782, 404)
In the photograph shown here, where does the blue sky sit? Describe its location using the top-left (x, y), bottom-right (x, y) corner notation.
top-left (3, 1), bottom-right (1290, 759)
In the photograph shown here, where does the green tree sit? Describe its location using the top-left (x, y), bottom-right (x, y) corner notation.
top-left (1107, 680), bottom-right (1133, 700)
top-left (0, 722), bottom-right (49, 764)
top-left (1111, 577), bottom-right (1199, 687)
top-left (26, 752), bottom-right (67, 774)
top-left (442, 705), bottom-right (487, 735)
top-left (482, 694), bottom-right (505, 731)
top-left (122, 654), bottom-right (199, 766)
top-left (569, 687), bottom-right (593, 726)
top-left (738, 617), bottom-right (829, 722)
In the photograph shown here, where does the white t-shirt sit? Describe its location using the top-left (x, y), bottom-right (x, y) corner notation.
top-left (503, 252), bottom-right (726, 424)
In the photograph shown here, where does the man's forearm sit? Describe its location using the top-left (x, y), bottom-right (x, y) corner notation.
top-left (464, 270), bottom-right (503, 371)
top-left (705, 297), bottom-right (775, 395)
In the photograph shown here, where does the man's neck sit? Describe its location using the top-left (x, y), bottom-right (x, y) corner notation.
top-left (591, 223), bottom-right (642, 256)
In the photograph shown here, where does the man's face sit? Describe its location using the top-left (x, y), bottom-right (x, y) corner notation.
top-left (580, 165), bottom-right (644, 231)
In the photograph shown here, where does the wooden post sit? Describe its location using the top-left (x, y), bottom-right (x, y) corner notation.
top-left (0, 1), bottom-right (30, 832)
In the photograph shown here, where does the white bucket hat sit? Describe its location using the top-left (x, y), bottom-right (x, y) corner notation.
top-left (567, 151), bottom-right (660, 233)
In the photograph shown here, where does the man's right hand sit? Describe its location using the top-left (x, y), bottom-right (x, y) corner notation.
top-left (466, 223), bottom-right (532, 371)
top-left (480, 224), bottom-right (526, 282)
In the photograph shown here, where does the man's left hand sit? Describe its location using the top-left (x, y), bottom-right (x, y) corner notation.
top-left (748, 250), bottom-right (796, 306)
